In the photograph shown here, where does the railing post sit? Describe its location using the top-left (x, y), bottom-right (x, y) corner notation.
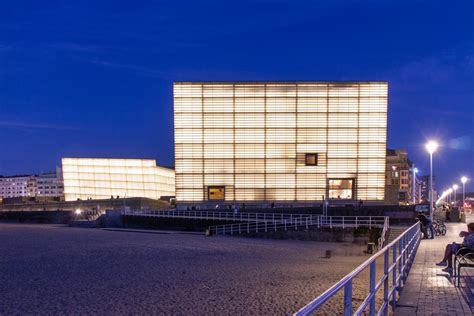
top-left (369, 261), bottom-right (376, 316)
top-left (342, 217), bottom-right (345, 229)
top-left (330, 217), bottom-right (332, 229)
top-left (272, 213), bottom-right (275, 224)
top-left (402, 234), bottom-right (407, 281)
top-left (343, 280), bottom-right (352, 316)
top-left (265, 220), bottom-right (267, 232)
top-left (306, 217), bottom-right (309, 229)
top-left (355, 216), bottom-right (358, 228)
top-left (369, 216), bottom-right (372, 229)
top-left (398, 238), bottom-right (403, 288)
top-left (383, 250), bottom-right (389, 316)
top-left (256, 220), bottom-right (258, 233)
top-left (285, 219), bottom-right (287, 231)
top-left (392, 244), bottom-right (397, 310)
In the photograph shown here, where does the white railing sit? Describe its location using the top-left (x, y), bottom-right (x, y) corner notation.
top-left (209, 216), bottom-right (388, 236)
top-left (378, 216), bottom-right (390, 250)
top-left (122, 209), bottom-right (318, 224)
top-left (294, 222), bottom-right (421, 316)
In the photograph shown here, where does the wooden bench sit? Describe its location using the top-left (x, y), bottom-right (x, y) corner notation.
top-left (454, 247), bottom-right (474, 287)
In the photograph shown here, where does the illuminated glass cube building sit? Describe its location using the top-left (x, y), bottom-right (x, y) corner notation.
top-left (62, 158), bottom-right (175, 201)
top-left (174, 82), bottom-right (387, 205)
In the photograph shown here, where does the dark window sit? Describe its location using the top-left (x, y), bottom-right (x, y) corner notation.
top-left (305, 153), bottom-right (318, 166)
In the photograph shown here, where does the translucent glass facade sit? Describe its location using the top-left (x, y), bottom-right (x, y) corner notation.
top-left (62, 158), bottom-right (175, 201)
top-left (174, 82), bottom-right (387, 203)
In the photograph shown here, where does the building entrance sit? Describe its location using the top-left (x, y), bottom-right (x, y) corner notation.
top-left (328, 179), bottom-right (354, 199)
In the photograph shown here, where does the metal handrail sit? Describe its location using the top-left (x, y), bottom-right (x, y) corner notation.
top-left (209, 216), bottom-right (388, 236)
top-left (294, 222), bottom-right (421, 316)
top-left (122, 209), bottom-right (321, 223)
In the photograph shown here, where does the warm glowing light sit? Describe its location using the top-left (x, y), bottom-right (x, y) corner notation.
top-left (174, 82), bottom-right (388, 202)
top-left (61, 158), bottom-right (175, 201)
top-left (448, 188), bottom-right (453, 193)
top-left (461, 176), bottom-right (467, 184)
top-left (413, 168), bottom-right (418, 173)
top-left (75, 209), bottom-right (82, 215)
top-left (425, 141), bottom-right (438, 154)
top-left (453, 184), bottom-right (459, 190)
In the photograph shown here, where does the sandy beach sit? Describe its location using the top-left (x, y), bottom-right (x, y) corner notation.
top-left (0, 223), bottom-right (383, 315)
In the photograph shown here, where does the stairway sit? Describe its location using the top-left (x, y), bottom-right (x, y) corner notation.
top-left (384, 226), bottom-right (409, 246)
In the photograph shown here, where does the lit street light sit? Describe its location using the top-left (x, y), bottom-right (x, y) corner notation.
top-left (425, 140), bottom-right (438, 220)
top-left (461, 176), bottom-right (468, 208)
top-left (452, 184), bottom-right (458, 204)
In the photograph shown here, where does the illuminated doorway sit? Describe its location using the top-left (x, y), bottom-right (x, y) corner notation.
top-left (328, 179), bottom-right (354, 199)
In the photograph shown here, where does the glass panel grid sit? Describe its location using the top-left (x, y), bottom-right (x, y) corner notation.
top-left (174, 82), bottom-right (387, 202)
top-left (62, 158), bottom-right (175, 201)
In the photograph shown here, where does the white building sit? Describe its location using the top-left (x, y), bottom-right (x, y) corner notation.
top-left (174, 81), bottom-right (388, 204)
top-left (36, 167), bottom-right (64, 198)
top-left (61, 158), bottom-right (175, 201)
top-left (0, 175), bottom-right (36, 198)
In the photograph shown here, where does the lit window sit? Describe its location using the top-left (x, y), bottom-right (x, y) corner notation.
top-left (208, 186), bottom-right (225, 200)
top-left (305, 153), bottom-right (318, 166)
top-left (328, 179), bottom-right (353, 199)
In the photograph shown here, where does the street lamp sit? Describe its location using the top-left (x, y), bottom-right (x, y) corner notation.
top-left (461, 176), bottom-right (468, 208)
top-left (447, 188), bottom-right (453, 204)
top-left (425, 140), bottom-right (438, 220)
top-left (452, 184), bottom-right (458, 204)
top-left (412, 167), bottom-right (418, 204)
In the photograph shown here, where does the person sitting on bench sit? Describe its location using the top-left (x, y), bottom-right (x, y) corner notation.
top-left (435, 222), bottom-right (474, 274)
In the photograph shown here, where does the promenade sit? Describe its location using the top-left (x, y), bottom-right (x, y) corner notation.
top-left (395, 218), bottom-right (474, 316)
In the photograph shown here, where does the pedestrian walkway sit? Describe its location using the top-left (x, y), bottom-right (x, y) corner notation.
top-left (395, 221), bottom-right (474, 316)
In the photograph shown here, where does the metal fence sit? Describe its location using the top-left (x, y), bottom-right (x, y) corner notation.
top-left (209, 216), bottom-right (388, 237)
top-left (294, 222), bottom-right (421, 316)
top-left (122, 209), bottom-right (318, 224)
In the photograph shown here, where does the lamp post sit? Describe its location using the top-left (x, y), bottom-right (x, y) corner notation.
top-left (425, 141), bottom-right (438, 220)
top-left (461, 176), bottom-right (468, 208)
top-left (452, 184), bottom-right (458, 205)
top-left (412, 167), bottom-right (418, 204)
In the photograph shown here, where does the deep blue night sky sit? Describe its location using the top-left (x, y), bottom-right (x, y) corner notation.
top-left (0, 0), bottom-right (473, 191)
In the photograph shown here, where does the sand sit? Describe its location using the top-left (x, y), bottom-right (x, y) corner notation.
top-left (0, 223), bottom-right (385, 315)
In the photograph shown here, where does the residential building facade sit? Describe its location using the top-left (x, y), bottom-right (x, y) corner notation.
top-left (36, 167), bottom-right (64, 198)
top-left (174, 81), bottom-right (388, 205)
top-left (419, 175), bottom-right (436, 203)
top-left (0, 175), bottom-right (36, 198)
top-left (385, 149), bottom-right (414, 204)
